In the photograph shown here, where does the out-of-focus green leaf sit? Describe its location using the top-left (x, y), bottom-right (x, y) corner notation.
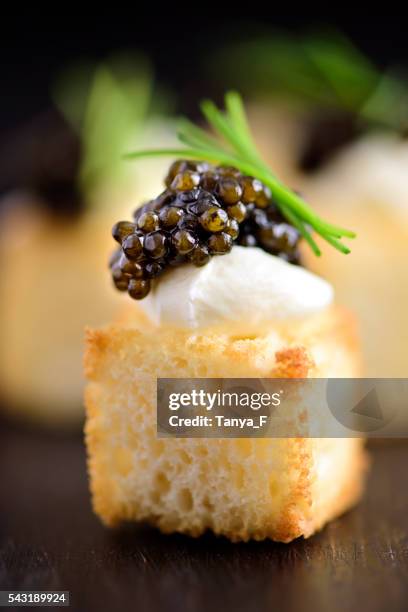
top-left (209, 30), bottom-right (408, 132)
top-left (301, 32), bottom-right (379, 110)
top-left (79, 54), bottom-right (152, 192)
top-left (53, 52), bottom-right (171, 200)
top-left (53, 61), bottom-right (94, 130)
top-left (360, 70), bottom-right (408, 130)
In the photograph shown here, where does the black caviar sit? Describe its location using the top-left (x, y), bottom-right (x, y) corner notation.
top-left (110, 161), bottom-right (302, 300)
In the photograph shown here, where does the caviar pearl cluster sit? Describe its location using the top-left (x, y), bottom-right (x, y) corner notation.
top-left (110, 160), bottom-right (301, 300)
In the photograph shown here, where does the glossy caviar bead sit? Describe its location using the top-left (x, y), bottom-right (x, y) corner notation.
top-left (266, 205), bottom-right (285, 224)
top-left (207, 232), bottom-right (233, 254)
top-left (159, 206), bottom-right (184, 229)
top-left (145, 261), bottom-right (164, 278)
top-left (119, 254), bottom-right (144, 278)
top-left (200, 171), bottom-right (218, 191)
top-left (257, 223), bottom-right (300, 252)
top-left (171, 170), bottom-right (200, 191)
top-left (224, 218), bottom-right (240, 239)
top-left (122, 233), bottom-right (143, 260)
top-left (252, 209), bottom-right (269, 227)
top-left (216, 177), bottom-right (243, 205)
top-left (278, 251), bottom-right (301, 265)
top-left (150, 190), bottom-right (175, 210)
top-left (189, 244), bottom-right (210, 266)
top-left (275, 224), bottom-right (300, 250)
top-left (168, 253), bottom-right (187, 267)
top-left (128, 278), bottom-right (151, 300)
top-left (171, 229), bottom-right (197, 254)
top-left (187, 193), bottom-right (219, 216)
top-left (133, 196), bottom-right (167, 222)
top-left (240, 177), bottom-right (264, 204)
top-left (175, 188), bottom-right (202, 204)
top-left (132, 207), bottom-right (145, 222)
top-left (133, 201), bottom-right (156, 221)
top-left (143, 231), bottom-right (169, 259)
top-left (239, 234), bottom-right (258, 247)
top-left (112, 220), bottom-right (136, 244)
top-left (193, 161), bottom-right (211, 174)
top-left (219, 166), bottom-right (241, 178)
top-left (137, 211), bottom-right (160, 233)
top-left (165, 160), bottom-right (190, 187)
top-left (179, 212), bottom-right (199, 230)
top-left (255, 185), bottom-right (272, 208)
top-left (227, 201), bottom-right (246, 223)
top-left (200, 206), bottom-right (229, 232)
top-left (112, 266), bottom-right (129, 291)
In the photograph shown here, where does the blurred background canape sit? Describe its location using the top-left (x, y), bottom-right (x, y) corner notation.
top-left (0, 53), bottom-right (176, 427)
top-left (305, 133), bottom-right (408, 377)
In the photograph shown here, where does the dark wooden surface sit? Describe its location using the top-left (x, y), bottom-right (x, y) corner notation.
top-left (0, 418), bottom-right (407, 612)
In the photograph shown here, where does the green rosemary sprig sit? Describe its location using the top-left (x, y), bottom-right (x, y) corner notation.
top-left (124, 91), bottom-right (355, 255)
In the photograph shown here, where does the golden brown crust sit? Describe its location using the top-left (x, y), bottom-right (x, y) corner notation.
top-left (85, 304), bottom-right (361, 379)
top-left (84, 305), bottom-right (366, 543)
top-left (273, 347), bottom-right (314, 378)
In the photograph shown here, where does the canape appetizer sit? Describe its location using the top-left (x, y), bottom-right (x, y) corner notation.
top-left (85, 93), bottom-right (367, 542)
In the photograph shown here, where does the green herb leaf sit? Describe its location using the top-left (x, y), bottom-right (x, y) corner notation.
top-left (124, 91), bottom-right (355, 255)
top-left (53, 53), bottom-right (169, 201)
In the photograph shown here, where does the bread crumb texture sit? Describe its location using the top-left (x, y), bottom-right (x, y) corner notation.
top-left (84, 306), bottom-right (367, 542)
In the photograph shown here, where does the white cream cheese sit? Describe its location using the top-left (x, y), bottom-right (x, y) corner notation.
top-left (139, 246), bottom-right (333, 329)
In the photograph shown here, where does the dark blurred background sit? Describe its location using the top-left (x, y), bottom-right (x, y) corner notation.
top-left (2, 10), bottom-right (408, 132)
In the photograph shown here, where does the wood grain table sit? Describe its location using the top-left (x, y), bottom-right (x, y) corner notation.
top-left (0, 418), bottom-right (407, 612)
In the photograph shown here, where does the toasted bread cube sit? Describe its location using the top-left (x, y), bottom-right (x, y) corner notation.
top-left (84, 306), bottom-right (367, 542)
